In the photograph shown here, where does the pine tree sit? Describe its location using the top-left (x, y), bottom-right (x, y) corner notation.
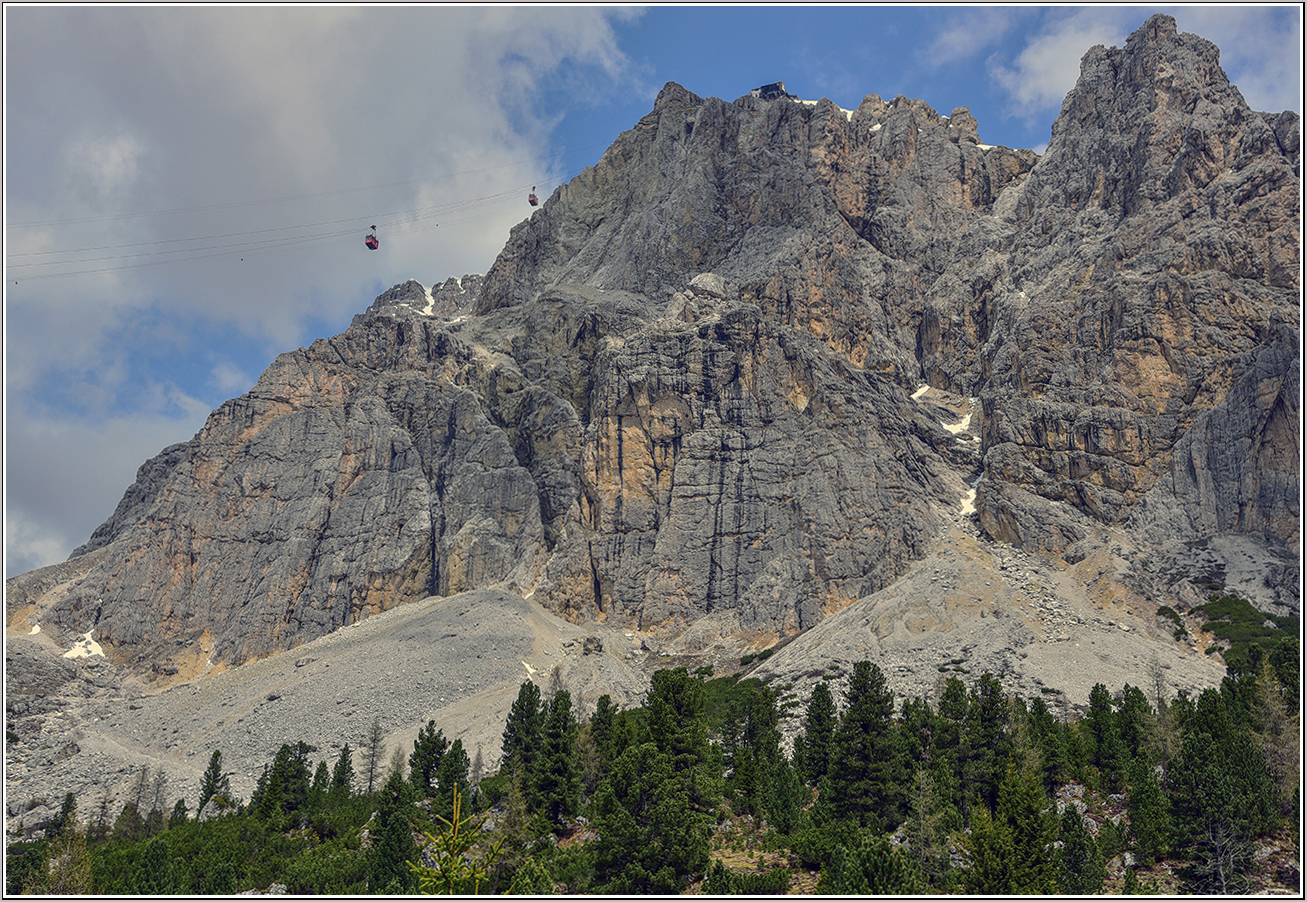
top-left (960, 759), bottom-right (1058, 894)
top-left (431, 738), bottom-right (471, 824)
top-left (1167, 687), bottom-right (1277, 851)
top-left (46, 792), bottom-right (77, 841)
top-left (409, 720), bottom-right (449, 797)
top-left (309, 760), bottom-right (331, 811)
top-left (935, 675), bottom-right (969, 819)
top-left (111, 800), bottom-right (147, 843)
top-left (532, 690), bottom-right (581, 830)
top-left (590, 693), bottom-right (618, 764)
top-left (1032, 696), bottom-right (1070, 789)
top-left (1117, 684), bottom-right (1154, 757)
top-left (824, 660), bottom-right (904, 829)
top-left (963, 673), bottom-right (1010, 814)
top-left (800, 681), bottom-right (837, 786)
top-left (818, 831), bottom-right (927, 894)
top-left (330, 743), bottom-right (355, 801)
top-left (1126, 753), bottom-right (1170, 865)
top-left (591, 741), bottom-right (710, 893)
top-left (369, 769), bottom-right (418, 893)
top-left (1058, 805), bottom-right (1105, 894)
top-left (196, 747), bottom-right (232, 810)
top-left (501, 680), bottom-right (544, 780)
top-left (131, 834), bottom-right (177, 894)
top-left (361, 716), bottom-right (386, 795)
top-left (645, 667), bottom-right (720, 815)
top-left (1085, 682), bottom-right (1126, 790)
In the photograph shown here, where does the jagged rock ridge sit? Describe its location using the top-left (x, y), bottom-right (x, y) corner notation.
top-left (18, 15), bottom-right (1299, 678)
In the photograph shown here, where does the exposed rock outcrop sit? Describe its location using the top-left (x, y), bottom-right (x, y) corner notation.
top-left (15, 15), bottom-right (1298, 680)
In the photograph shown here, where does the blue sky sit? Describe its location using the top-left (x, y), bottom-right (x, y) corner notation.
top-left (3, 5), bottom-right (1302, 576)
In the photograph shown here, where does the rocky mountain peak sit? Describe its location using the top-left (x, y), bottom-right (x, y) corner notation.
top-left (10, 15), bottom-right (1299, 690)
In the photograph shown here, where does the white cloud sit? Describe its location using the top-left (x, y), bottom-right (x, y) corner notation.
top-left (925, 7), bottom-right (1025, 68)
top-left (987, 7), bottom-right (1302, 124)
top-left (4, 400), bottom-right (210, 575)
top-left (62, 131), bottom-right (146, 208)
top-left (989, 9), bottom-right (1136, 119)
top-left (5, 7), bottom-right (637, 573)
top-left (1175, 7), bottom-right (1303, 114)
top-left (210, 360), bottom-right (255, 395)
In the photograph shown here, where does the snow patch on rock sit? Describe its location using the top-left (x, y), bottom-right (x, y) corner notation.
top-left (63, 629), bottom-right (104, 659)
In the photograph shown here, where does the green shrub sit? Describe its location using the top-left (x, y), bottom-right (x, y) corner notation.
top-left (477, 772), bottom-right (511, 808)
top-left (1156, 605), bottom-right (1188, 640)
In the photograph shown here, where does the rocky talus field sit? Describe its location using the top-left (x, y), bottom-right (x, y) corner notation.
top-left (5, 14), bottom-right (1298, 833)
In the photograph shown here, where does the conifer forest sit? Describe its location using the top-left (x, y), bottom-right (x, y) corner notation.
top-left (7, 627), bottom-right (1298, 895)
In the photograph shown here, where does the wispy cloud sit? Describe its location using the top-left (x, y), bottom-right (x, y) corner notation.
top-left (988, 8), bottom-right (1137, 120)
top-left (924, 7), bottom-right (1026, 69)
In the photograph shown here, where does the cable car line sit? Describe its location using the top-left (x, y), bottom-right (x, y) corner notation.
top-left (7, 162), bottom-right (583, 283)
top-left (7, 187), bottom-right (523, 262)
top-left (6, 142), bottom-right (607, 230)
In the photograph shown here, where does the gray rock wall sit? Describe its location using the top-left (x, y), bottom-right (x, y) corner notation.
top-left (32, 14), bottom-right (1299, 675)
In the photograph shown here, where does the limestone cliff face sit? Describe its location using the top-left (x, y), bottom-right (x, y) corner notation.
top-left (972, 15), bottom-right (1299, 554)
top-left (37, 15), bottom-right (1299, 672)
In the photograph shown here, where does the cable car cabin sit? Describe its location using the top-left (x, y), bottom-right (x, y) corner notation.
top-left (365, 232), bottom-right (379, 250)
top-left (528, 193), bottom-right (538, 207)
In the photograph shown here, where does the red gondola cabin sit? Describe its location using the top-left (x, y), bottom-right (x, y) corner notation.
top-left (365, 225), bottom-right (379, 250)
top-left (528, 187), bottom-right (538, 206)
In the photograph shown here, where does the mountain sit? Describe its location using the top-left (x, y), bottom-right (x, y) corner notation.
top-left (5, 15), bottom-right (1299, 830)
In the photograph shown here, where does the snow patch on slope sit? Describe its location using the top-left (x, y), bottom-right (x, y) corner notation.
top-left (63, 629), bottom-right (104, 659)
